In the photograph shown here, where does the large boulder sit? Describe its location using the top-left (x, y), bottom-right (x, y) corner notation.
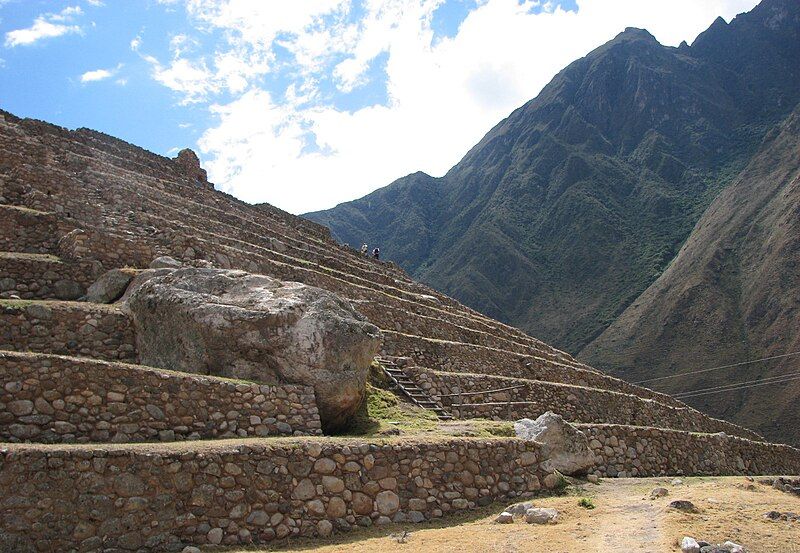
top-left (127, 268), bottom-right (382, 431)
top-left (85, 268), bottom-right (136, 303)
top-left (514, 411), bottom-right (595, 475)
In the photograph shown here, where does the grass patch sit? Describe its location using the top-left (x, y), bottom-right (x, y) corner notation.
top-left (343, 363), bottom-right (517, 439)
top-left (344, 382), bottom-right (440, 437)
top-left (578, 497), bottom-right (596, 509)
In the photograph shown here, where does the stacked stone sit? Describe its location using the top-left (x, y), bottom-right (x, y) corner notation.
top-left (0, 351), bottom-right (322, 443)
top-left (0, 205), bottom-right (58, 254)
top-left (0, 252), bottom-right (100, 300)
top-left (382, 331), bottom-right (688, 408)
top-left (580, 424), bottom-right (800, 477)
top-left (0, 438), bottom-right (551, 551)
top-left (0, 301), bottom-right (135, 361)
top-left (57, 228), bottom-right (155, 271)
top-left (410, 368), bottom-right (758, 440)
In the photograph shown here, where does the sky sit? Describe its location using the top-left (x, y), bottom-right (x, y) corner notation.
top-left (0, 0), bottom-right (760, 214)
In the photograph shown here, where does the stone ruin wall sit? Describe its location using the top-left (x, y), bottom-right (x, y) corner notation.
top-left (0, 438), bottom-right (550, 552)
top-left (408, 368), bottom-right (760, 440)
top-left (0, 206), bottom-right (58, 254)
top-left (57, 228), bottom-right (155, 271)
top-left (381, 331), bottom-right (692, 411)
top-left (0, 352), bottom-right (322, 444)
top-left (0, 301), bottom-right (136, 362)
top-left (0, 252), bottom-right (101, 301)
top-left (578, 424), bottom-right (800, 478)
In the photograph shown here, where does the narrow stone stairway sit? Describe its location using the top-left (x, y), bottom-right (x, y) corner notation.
top-left (375, 356), bottom-right (453, 420)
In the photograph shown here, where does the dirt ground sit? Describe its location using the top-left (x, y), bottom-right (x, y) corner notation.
top-left (236, 477), bottom-right (800, 553)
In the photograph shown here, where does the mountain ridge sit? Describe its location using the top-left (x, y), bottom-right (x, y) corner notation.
top-left (307, 0), bottom-right (800, 353)
top-left (305, 0), bottom-right (800, 443)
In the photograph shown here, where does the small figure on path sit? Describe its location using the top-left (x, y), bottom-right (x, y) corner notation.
top-left (360, 243), bottom-right (368, 256)
top-left (373, 247), bottom-right (380, 260)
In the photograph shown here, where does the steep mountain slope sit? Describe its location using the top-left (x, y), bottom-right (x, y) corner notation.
top-left (581, 104), bottom-right (800, 445)
top-left (306, 0), bottom-right (800, 354)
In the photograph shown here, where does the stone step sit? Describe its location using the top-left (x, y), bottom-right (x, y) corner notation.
top-left (0, 204), bottom-right (59, 254)
top-left (0, 251), bottom-right (100, 300)
top-left (0, 350), bottom-right (321, 443)
top-left (376, 360), bottom-right (452, 421)
top-left (0, 299), bottom-right (136, 362)
top-left (380, 330), bottom-right (689, 410)
top-left (405, 366), bottom-right (761, 440)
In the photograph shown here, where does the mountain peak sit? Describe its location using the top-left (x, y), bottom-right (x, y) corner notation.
top-left (613, 27), bottom-right (658, 43)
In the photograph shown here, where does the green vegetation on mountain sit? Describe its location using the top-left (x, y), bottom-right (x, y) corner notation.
top-left (582, 104), bottom-right (800, 445)
top-left (306, 0), bottom-right (800, 356)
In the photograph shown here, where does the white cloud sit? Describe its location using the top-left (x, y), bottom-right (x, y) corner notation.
top-left (5, 6), bottom-right (84, 47)
top-left (79, 62), bottom-right (123, 83)
top-left (80, 68), bottom-right (112, 82)
top-left (130, 34), bottom-right (142, 51)
top-left (147, 56), bottom-right (217, 104)
top-left (153, 0), bottom-right (759, 213)
top-left (49, 6), bottom-right (83, 22)
top-left (87, 0), bottom-right (105, 6)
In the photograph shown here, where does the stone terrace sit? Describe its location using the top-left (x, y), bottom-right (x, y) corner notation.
top-left (0, 108), bottom-right (735, 434)
top-left (3, 108), bottom-right (800, 551)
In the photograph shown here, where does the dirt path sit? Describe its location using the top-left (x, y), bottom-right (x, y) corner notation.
top-left (233, 477), bottom-right (800, 553)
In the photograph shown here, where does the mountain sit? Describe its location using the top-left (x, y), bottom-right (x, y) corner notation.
top-left (581, 103), bottom-right (800, 444)
top-left (306, 0), bottom-right (800, 355)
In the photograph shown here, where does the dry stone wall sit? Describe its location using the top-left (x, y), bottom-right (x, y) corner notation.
top-left (382, 332), bottom-right (690, 410)
top-left (0, 438), bottom-right (551, 552)
top-left (0, 206), bottom-right (58, 254)
top-left (0, 351), bottom-right (321, 443)
top-left (0, 300), bottom-right (136, 361)
top-left (409, 368), bottom-right (760, 440)
top-left (579, 424), bottom-right (800, 478)
top-left (57, 228), bottom-right (155, 271)
top-left (0, 252), bottom-right (101, 300)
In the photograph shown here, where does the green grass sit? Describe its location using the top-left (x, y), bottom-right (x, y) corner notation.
top-left (343, 363), bottom-right (517, 439)
top-left (345, 382), bottom-right (440, 437)
top-left (578, 497), bottom-right (596, 509)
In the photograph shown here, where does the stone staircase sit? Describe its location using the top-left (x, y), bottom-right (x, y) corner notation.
top-left (375, 356), bottom-right (453, 420)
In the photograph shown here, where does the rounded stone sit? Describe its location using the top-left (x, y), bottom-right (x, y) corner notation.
top-left (207, 528), bottom-right (223, 545)
top-left (113, 474), bottom-right (145, 498)
top-left (317, 519), bottom-right (333, 537)
top-left (8, 400), bottom-right (34, 416)
top-left (543, 473), bottom-right (562, 489)
top-left (326, 496), bottom-right (347, 518)
top-left (351, 492), bottom-right (373, 515)
top-left (322, 475), bottom-right (345, 493)
top-left (375, 490), bottom-right (400, 515)
top-left (306, 500), bottom-right (325, 516)
top-left (293, 478), bottom-right (316, 500)
top-left (314, 458), bottom-right (337, 474)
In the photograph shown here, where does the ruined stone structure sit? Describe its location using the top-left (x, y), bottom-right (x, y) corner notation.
top-left (1, 109), bottom-right (800, 551)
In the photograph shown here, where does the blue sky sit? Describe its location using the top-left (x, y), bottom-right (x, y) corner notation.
top-left (0, 0), bottom-right (757, 213)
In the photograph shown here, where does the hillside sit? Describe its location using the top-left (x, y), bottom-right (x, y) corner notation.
top-left (581, 103), bottom-right (800, 445)
top-left (305, 0), bottom-right (800, 354)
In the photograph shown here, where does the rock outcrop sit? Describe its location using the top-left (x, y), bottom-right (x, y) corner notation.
top-left (85, 268), bottom-right (135, 303)
top-left (127, 268), bottom-right (382, 430)
top-left (515, 411), bottom-right (594, 475)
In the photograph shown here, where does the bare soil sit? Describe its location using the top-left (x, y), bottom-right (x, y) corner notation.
top-left (236, 477), bottom-right (800, 553)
